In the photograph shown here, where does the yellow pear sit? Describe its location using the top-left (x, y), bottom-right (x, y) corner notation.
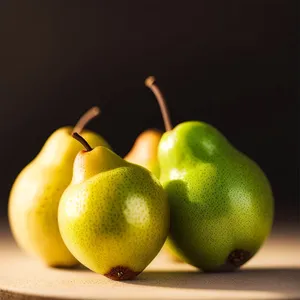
top-left (8, 107), bottom-right (110, 267)
top-left (124, 129), bottom-right (162, 177)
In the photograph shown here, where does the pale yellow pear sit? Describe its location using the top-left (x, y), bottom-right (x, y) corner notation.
top-left (9, 108), bottom-right (110, 267)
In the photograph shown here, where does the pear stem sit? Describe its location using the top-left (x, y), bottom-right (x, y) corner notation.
top-left (72, 132), bottom-right (93, 152)
top-left (72, 106), bottom-right (100, 134)
top-left (145, 76), bottom-right (173, 131)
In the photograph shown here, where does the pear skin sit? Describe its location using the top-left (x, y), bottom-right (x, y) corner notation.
top-left (124, 129), bottom-right (162, 177)
top-left (58, 136), bottom-right (169, 280)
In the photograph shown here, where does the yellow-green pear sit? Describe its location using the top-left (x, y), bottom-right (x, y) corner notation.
top-left (58, 133), bottom-right (169, 280)
top-left (9, 107), bottom-right (110, 267)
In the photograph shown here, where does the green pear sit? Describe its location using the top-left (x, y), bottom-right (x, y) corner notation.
top-left (9, 107), bottom-right (110, 267)
top-left (58, 133), bottom-right (169, 280)
top-left (146, 76), bottom-right (274, 271)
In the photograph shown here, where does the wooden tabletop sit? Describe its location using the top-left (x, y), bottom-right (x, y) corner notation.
top-left (0, 224), bottom-right (299, 300)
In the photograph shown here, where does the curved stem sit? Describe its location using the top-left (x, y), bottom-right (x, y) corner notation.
top-left (72, 132), bottom-right (93, 152)
top-left (145, 76), bottom-right (173, 131)
top-left (72, 107), bottom-right (100, 134)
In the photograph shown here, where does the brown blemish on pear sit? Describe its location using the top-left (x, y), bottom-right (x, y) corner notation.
top-left (227, 249), bottom-right (252, 267)
top-left (104, 266), bottom-right (140, 281)
top-left (212, 249), bottom-right (252, 272)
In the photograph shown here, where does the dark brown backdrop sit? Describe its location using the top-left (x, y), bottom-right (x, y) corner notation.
top-left (0, 1), bottom-right (297, 223)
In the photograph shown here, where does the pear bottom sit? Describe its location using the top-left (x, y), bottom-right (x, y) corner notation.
top-left (9, 212), bottom-right (79, 268)
top-left (166, 232), bottom-right (267, 272)
top-left (8, 168), bottom-right (79, 269)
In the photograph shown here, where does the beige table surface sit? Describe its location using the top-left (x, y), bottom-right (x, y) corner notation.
top-left (0, 224), bottom-right (299, 300)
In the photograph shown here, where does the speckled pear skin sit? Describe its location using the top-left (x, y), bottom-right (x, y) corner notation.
top-left (159, 121), bottom-right (274, 271)
top-left (125, 129), bottom-right (162, 178)
top-left (58, 146), bottom-right (169, 280)
top-left (8, 127), bottom-right (110, 267)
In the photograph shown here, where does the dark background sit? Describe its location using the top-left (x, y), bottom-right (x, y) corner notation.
top-left (0, 1), bottom-right (297, 223)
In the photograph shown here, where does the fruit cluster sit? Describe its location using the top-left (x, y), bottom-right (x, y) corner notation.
top-left (8, 77), bottom-right (274, 281)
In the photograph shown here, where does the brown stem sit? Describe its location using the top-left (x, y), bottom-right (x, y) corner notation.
top-left (145, 76), bottom-right (173, 131)
top-left (72, 107), bottom-right (100, 134)
top-left (72, 132), bottom-right (93, 152)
